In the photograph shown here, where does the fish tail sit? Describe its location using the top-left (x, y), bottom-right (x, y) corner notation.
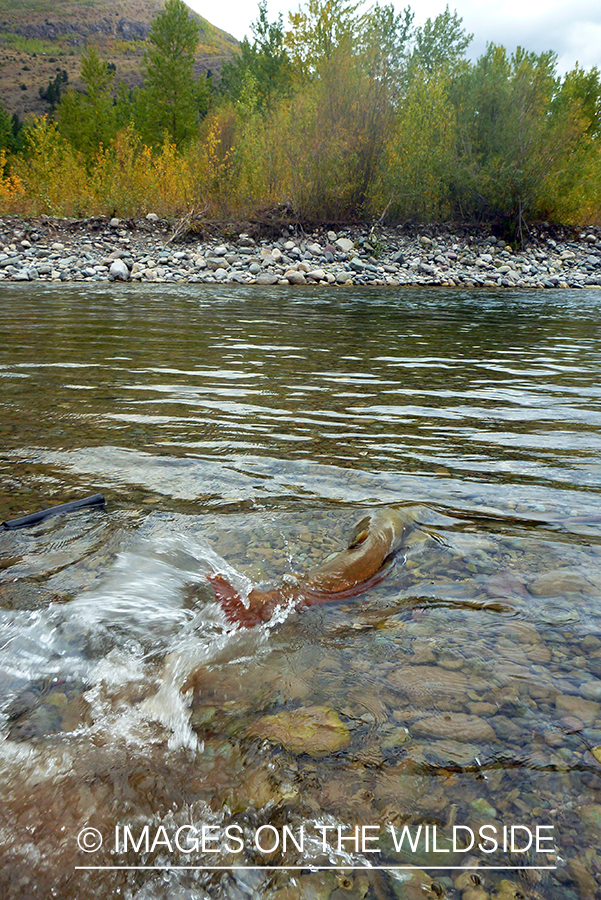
top-left (207, 574), bottom-right (274, 628)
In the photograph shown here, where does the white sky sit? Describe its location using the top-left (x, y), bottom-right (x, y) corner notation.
top-left (187, 0), bottom-right (601, 73)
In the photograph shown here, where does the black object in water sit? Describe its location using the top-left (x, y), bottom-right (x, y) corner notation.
top-left (2, 494), bottom-right (106, 530)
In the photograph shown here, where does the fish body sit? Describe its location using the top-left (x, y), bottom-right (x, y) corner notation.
top-left (208, 507), bottom-right (417, 627)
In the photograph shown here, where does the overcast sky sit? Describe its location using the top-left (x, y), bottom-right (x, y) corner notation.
top-left (187, 0), bottom-right (601, 74)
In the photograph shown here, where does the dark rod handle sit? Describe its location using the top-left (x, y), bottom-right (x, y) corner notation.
top-left (2, 494), bottom-right (106, 530)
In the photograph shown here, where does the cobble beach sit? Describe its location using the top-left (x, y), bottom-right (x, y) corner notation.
top-left (1, 215), bottom-right (601, 288)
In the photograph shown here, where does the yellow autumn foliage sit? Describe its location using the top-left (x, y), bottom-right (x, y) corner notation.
top-left (2, 44), bottom-right (601, 229)
top-left (6, 118), bottom-right (199, 219)
top-left (11, 116), bottom-right (92, 216)
top-left (0, 149), bottom-right (25, 210)
top-left (90, 128), bottom-right (194, 218)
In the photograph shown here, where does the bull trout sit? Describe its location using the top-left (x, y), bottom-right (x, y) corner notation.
top-left (208, 507), bottom-right (417, 627)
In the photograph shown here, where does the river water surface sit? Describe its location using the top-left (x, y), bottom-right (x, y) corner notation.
top-left (1, 284), bottom-right (601, 900)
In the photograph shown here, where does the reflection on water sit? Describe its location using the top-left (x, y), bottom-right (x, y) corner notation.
top-left (1, 284), bottom-right (601, 899)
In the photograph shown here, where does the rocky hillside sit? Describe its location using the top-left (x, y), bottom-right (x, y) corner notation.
top-left (0, 0), bottom-right (238, 119)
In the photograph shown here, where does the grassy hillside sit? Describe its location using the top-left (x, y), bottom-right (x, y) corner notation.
top-left (0, 0), bottom-right (238, 119)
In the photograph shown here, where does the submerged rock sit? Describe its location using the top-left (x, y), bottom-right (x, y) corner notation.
top-left (423, 738), bottom-right (482, 768)
top-left (528, 568), bottom-right (592, 596)
top-left (411, 712), bottom-right (495, 742)
top-left (247, 705), bottom-right (351, 756)
top-left (568, 856), bottom-right (598, 896)
top-left (555, 693), bottom-right (600, 726)
top-left (7, 677), bottom-right (92, 741)
top-left (388, 665), bottom-right (468, 699)
top-left (590, 745), bottom-right (601, 764)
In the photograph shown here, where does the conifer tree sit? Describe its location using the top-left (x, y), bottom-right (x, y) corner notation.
top-left (220, 2), bottom-right (292, 110)
top-left (57, 47), bottom-right (116, 156)
top-left (139, 0), bottom-right (206, 146)
top-left (0, 104), bottom-right (13, 153)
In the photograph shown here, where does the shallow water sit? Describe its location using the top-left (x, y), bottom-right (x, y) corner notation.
top-left (1, 284), bottom-right (601, 900)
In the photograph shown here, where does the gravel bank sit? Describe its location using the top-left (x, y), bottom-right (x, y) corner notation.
top-left (1, 215), bottom-right (601, 288)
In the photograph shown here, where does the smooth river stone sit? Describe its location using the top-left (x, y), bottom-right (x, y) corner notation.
top-left (528, 568), bottom-right (592, 596)
top-left (423, 739), bottom-right (482, 767)
top-left (285, 270), bottom-right (306, 284)
top-left (411, 713), bottom-right (495, 742)
top-left (555, 693), bottom-right (600, 726)
top-left (334, 237), bottom-right (354, 252)
top-left (109, 258), bottom-right (129, 280)
top-left (247, 705), bottom-right (350, 756)
top-left (581, 804), bottom-right (601, 834)
top-left (255, 273), bottom-right (279, 285)
top-left (582, 680), bottom-right (601, 701)
top-left (568, 857), bottom-right (598, 897)
top-left (388, 665), bottom-right (468, 700)
top-left (206, 257), bottom-right (229, 270)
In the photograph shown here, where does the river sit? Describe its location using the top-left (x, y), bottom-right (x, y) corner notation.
top-left (1, 284), bottom-right (601, 900)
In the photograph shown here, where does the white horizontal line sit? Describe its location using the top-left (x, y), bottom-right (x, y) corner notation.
top-left (76, 865), bottom-right (557, 872)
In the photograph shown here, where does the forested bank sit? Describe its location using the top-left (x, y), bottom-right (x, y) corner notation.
top-left (1, 0), bottom-right (601, 242)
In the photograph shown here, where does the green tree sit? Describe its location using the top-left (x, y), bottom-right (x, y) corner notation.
top-left (350, 5), bottom-right (416, 208)
top-left (454, 45), bottom-right (586, 239)
top-left (285, 0), bottom-right (361, 79)
top-left (138, 0), bottom-right (206, 146)
top-left (220, 2), bottom-right (293, 109)
top-left (373, 68), bottom-right (456, 221)
top-left (557, 65), bottom-right (601, 137)
top-left (10, 113), bottom-right (25, 154)
top-left (39, 70), bottom-right (68, 110)
top-left (0, 104), bottom-right (14, 153)
top-left (410, 6), bottom-right (472, 78)
top-left (543, 66), bottom-right (601, 222)
top-left (57, 46), bottom-right (117, 157)
top-left (358, 4), bottom-right (414, 99)
top-left (280, 1), bottom-right (418, 214)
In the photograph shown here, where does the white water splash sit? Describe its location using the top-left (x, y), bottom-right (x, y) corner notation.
top-left (0, 525), bottom-right (265, 753)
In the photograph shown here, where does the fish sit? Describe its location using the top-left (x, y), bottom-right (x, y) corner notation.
top-left (208, 507), bottom-right (418, 628)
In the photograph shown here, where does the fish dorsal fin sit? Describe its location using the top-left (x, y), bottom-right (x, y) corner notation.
top-left (347, 515), bottom-right (372, 549)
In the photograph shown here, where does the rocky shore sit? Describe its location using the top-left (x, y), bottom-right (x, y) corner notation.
top-left (1, 215), bottom-right (601, 288)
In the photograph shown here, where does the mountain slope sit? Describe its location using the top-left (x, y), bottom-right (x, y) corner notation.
top-left (0, 0), bottom-right (238, 119)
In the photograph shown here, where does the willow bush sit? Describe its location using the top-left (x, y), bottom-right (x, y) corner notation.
top-left (370, 70), bottom-right (456, 222)
top-left (11, 117), bottom-right (92, 216)
top-left (8, 119), bottom-right (196, 217)
top-left (0, 149), bottom-right (25, 211)
top-left (90, 128), bottom-right (195, 218)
